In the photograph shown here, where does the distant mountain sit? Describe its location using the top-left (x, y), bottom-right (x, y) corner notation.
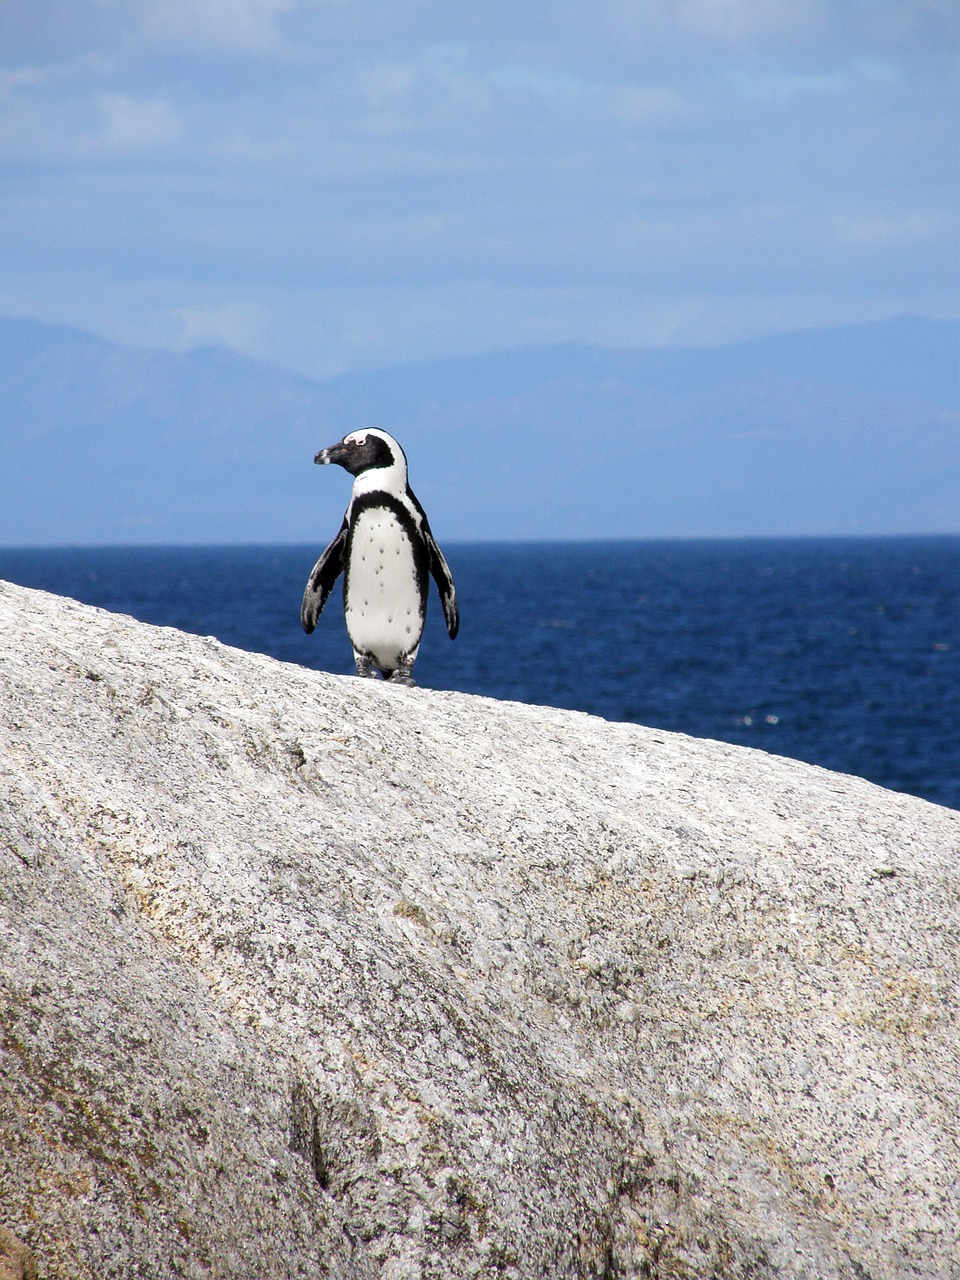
top-left (0, 314), bottom-right (957, 544)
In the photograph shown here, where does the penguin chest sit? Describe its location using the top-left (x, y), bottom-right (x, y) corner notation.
top-left (344, 507), bottom-right (425, 664)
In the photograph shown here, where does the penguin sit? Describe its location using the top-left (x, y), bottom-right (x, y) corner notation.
top-left (301, 428), bottom-right (459, 685)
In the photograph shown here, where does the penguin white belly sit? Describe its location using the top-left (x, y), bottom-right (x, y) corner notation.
top-left (344, 508), bottom-right (423, 668)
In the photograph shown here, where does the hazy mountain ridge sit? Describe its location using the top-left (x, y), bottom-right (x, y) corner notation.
top-left (321, 315), bottom-right (960, 405)
top-left (0, 314), bottom-right (957, 544)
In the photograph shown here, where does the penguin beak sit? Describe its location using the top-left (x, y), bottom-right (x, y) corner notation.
top-left (314, 434), bottom-right (381, 475)
top-left (314, 442), bottom-right (345, 466)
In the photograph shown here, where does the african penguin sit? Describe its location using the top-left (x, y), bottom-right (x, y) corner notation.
top-left (300, 428), bottom-right (459, 685)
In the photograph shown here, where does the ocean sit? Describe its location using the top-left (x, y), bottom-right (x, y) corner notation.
top-left (1, 537), bottom-right (957, 811)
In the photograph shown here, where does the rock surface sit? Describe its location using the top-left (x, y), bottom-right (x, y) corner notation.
top-left (1, 577), bottom-right (958, 1280)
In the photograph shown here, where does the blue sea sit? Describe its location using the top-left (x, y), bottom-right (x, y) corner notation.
top-left (1, 538), bottom-right (958, 811)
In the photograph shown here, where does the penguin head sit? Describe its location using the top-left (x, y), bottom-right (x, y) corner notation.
top-left (315, 429), bottom-right (407, 483)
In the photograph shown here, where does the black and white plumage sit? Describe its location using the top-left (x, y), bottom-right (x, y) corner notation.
top-left (301, 429), bottom-right (459, 685)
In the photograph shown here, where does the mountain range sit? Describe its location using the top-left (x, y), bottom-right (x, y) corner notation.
top-left (1, 313), bottom-right (957, 544)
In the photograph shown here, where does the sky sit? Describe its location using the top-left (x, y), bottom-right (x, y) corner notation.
top-left (0, 0), bottom-right (957, 379)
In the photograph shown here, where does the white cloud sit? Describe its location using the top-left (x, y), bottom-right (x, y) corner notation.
top-left (171, 301), bottom-right (269, 353)
top-left (0, 83), bottom-right (182, 161)
top-left (487, 63), bottom-right (587, 101)
top-left (97, 92), bottom-right (182, 151)
top-left (829, 210), bottom-right (949, 251)
top-left (610, 83), bottom-right (688, 126)
top-left (136, 0), bottom-right (294, 53)
top-left (0, 52), bottom-right (112, 102)
top-left (725, 67), bottom-right (849, 102)
top-left (353, 44), bottom-right (498, 142)
top-left (0, 53), bottom-right (182, 161)
top-left (596, 0), bottom-right (828, 57)
top-left (0, 63), bottom-right (57, 99)
top-left (680, 0), bottom-right (832, 47)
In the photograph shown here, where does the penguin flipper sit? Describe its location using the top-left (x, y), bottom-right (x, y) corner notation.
top-left (301, 518), bottom-right (348, 634)
top-left (425, 531), bottom-right (459, 640)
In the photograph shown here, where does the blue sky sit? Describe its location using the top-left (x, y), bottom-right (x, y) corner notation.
top-left (1, 0), bottom-right (957, 378)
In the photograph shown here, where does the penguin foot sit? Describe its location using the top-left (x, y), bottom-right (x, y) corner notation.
top-left (388, 659), bottom-right (415, 687)
top-left (354, 655), bottom-right (379, 679)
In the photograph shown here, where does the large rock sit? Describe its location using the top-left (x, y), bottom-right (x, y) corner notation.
top-left (1, 578), bottom-right (957, 1279)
